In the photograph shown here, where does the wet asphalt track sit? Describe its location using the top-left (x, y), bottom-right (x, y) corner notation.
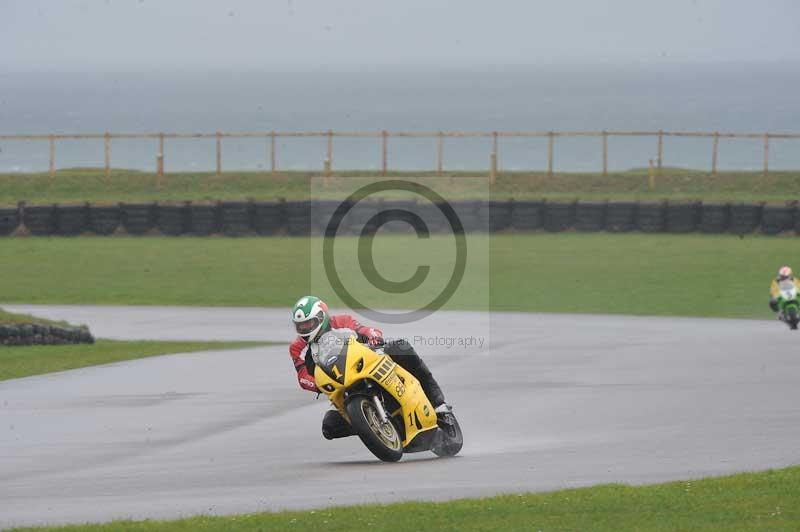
top-left (2, 305), bottom-right (800, 528)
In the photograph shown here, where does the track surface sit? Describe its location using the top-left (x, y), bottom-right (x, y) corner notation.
top-left (2, 305), bottom-right (800, 528)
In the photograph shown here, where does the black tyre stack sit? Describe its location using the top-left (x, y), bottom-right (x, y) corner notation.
top-left (253, 200), bottom-right (284, 236)
top-left (55, 204), bottom-right (89, 236)
top-left (188, 203), bottom-right (219, 235)
top-left (665, 202), bottom-right (700, 233)
top-left (219, 201), bottom-right (253, 236)
top-left (605, 202), bottom-right (637, 232)
top-left (728, 203), bottom-right (763, 235)
top-left (0, 206), bottom-right (21, 235)
top-left (120, 203), bottom-right (156, 235)
top-left (699, 203), bottom-right (729, 233)
top-left (156, 203), bottom-right (189, 236)
top-left (510, 200), bottom-right (544, 232)
top-left (543, 201), bottom-right (575, 232)
top-left (636, 202), bottom-right (666, 233)
top-left (88, 204), bottom-right (121, 235)
top-left (760, 204), bottom-right (795, 235)
top-left (575, 201), bottom-right (606, 232)
top-left (285, 201), bottom-right (312, 236)
top-left (23, 204), bottom-right (58, 235)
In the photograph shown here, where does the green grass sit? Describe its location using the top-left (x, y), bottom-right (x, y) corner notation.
top-left (0, 339), bottom-right (272, 381)
top-left (11, 465), bottom-right (800, 531)
top-left (0, 234), bottom-right (791, 319)
top-left (2, 167), bottom-right (800, 205)
top-left (0, 308), bottom-right (71, 326)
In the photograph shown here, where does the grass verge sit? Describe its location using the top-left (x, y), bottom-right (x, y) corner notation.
top-left (0, 339), bottom-right (272, 381)
top-left (0, 234), bottom-right (789, 319)
top-left (2, 167), bottom-right (800, 205)
top-left (10, 465), bottom-right (800, 531)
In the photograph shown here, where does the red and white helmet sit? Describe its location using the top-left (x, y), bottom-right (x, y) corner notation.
top-left (778, 266), bottom-right (793, 281)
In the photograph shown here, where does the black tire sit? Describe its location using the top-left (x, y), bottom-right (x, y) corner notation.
top-left (788, 308), bottom-right (799, 330)
top-left (431, 415), bottom-right (464, 458)
top-left (345, 395), bottom-right (404, 462)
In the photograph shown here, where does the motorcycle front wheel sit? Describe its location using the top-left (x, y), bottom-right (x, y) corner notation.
top-left (345, 395), bottom-right (404, 462)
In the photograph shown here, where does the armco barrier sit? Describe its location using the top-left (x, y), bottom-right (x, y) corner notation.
top-left (0, 207), bottom-right (20, 235)
top-left (2, 200), bottom-right (800, 236)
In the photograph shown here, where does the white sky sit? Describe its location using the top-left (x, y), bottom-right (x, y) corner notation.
top-left (2, 0), bottom-right (799, 69)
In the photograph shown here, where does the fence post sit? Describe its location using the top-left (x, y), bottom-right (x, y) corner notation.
top-left (711, 132), bottom-right (719, 176)
top-left (157, 133), bottom-right (165, 185)
top-left (648, 159), bottom-right (656, 191)
top-left (270, 131), bottom-right (276, 175)
top-left (325, 130), bottom-right (333, 177)
top-left (602, 130), bottom-right (608, 176)
top-left (49, 135), bottom-right (56, 178)
top-left (547, 131), bottom-right (554, 177)
top-left (489, 131), bottom-right (498, 184)
top-left (381, 130), bottom-right (388, 176)
top-left (437, 131), bottom-right (444, 176)
top-left (215, 131), bottom-right (222, 176)
top-left (104, 132), bottom-right (111, 178)
top-left (763, 133), bottom-right (770, 176)
top-left (657, 129), bottom-right (663, 171)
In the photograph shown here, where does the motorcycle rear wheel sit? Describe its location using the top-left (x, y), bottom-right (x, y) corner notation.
top-left (346, 395), bottom-right (404, 462)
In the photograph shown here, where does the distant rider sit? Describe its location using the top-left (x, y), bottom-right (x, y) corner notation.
top-left (289, 295), bottom-right (455, 440)
top-left (769, 266), bottom-right (800, 319)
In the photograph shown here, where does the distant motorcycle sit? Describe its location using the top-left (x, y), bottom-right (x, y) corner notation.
top-left (777, 279), bottom-right (800, 330)
top-left (312, 328), bottom-right (463, 462)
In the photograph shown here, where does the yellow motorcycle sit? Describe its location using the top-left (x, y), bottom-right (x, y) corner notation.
top-left (312, 329), bottom-right (463, 462)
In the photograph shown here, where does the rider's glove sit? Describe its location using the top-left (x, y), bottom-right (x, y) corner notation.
top-left (359, 327), bottom-right (384, 348)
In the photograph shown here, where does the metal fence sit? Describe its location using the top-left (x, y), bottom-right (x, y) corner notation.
top-left (1, 130), bottom-right (798, 181)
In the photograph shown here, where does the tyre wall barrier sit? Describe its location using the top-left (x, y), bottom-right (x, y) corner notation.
top-left (2, 200), bottom-right (800, 236)
top-left (0, 323), bottom-right (94, 346)
top-left (188, 204), bottom-right (219, 235)
top-left (544, 201), bottom-right (575, 232)
top-left (575, 202), bottom-right (606, 232)
top-left (605, 202), bottom-right (637, 232)
top-left (636, 202), bottom-right (666, 233)
top-left (253, 201), bottom-right (284, 235)
top-left (219, 201), bottom-right (253, 236)
top-left (0, 207), bottom-right (21, 235)
top-left (665, 202), bottom-right (700, 233)
top-left (157, 203), bottom-right (188, 236)
top-left (699, 203), bottom-right (729, 233)
top-left (88, 204), bottom-right (121, 235)
top-left (56, 204), bottom-right (89, 236)
top-left (120, 203), bottom-right (156, 235)
top-left (728, 204), bottom-right (763, 235)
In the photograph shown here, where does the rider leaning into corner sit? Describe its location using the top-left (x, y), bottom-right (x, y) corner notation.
top-left (769, 266), bottom-right (800, 318)
top-left (289, 295), bottom-right (456, 440)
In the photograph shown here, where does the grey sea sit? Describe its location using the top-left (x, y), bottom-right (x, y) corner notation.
top-left (1, 62), bottom-right (799, 173)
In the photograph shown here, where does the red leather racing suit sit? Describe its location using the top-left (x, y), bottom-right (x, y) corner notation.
top-left (289, 314), bottom-right (382, 393)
